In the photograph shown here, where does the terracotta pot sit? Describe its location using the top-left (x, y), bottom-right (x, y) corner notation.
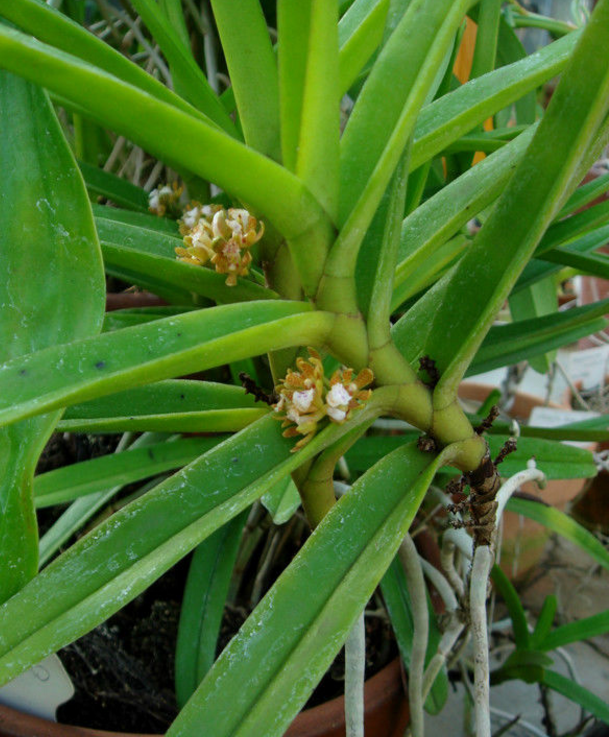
top-left (0, 657), bottom-right (408, 737)
top-left (459, 383), bottom-right (592, 579)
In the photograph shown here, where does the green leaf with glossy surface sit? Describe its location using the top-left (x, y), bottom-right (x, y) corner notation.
top-left (0, 25), bottom-right (331, 250)
top-left (175, 511), bottom-right (248, 707)
top-left (34, 437), bottom-right (224, 507)
top-left (0, 71), bottom-right (104, 602)
top-left (166, 442), bottom-right (449, 737)
top-left (210, 0), bottom-right (280, 159)
top-left (96, 217), bottom-right (279, 304)
top-left (59, 379), bottom-right (267, 433)
top-left (0, 0), bottom-right (220, 128)
top-left (396, 4), bottom-right (609, 405)
top-left (542, 669), bottom-right (609, 723)
top-left (467, 300), bottom-right (609, 376)
top-left (0, 302), bottom-right (334, 428)
top-left (338, 0), bottom-right (389, 95)
top-left (79, 161), bottom-right (149, 212)
top-left (261, 476), bottom-right (301, 525)
top-left (487, 436), bottom-right (596, 480)
top-left (0, 407), bottom-right (382, 686)
top-left (506, 497), bottom-right (609, 572)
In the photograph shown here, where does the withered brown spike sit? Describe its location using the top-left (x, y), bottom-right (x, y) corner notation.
top-left (495, 438), bottom-right (518, 466)
top-left (475, 405), bottom-right (500, 435)
top-left (418, 355), bottom-right (440, 388)
top-left (239, 372), bottom-right (277, 406)
top-left (446, 476), bottom-right (467, 497)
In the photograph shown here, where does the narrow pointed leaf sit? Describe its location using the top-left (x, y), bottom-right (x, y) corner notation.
top-left (539, 611), bottom-right (609, 652)
top-left (541, 669), bottom-right (609, 723)
top-left (338, 0), bottom-right (389, 95)
top-left (210, 0), bottom-right (280, 159)
top-left (79, 161), bottom-right (149, 212)
top-left (395, 3), bottom-right (609, 403)
top-left (166, 442), bottom-right (450, 737)
top-left (176, 512), bottom-right (248, 707)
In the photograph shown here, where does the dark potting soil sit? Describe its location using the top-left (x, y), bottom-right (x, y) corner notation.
top-left (55, 562), bottom-right (397, 733)
top-left (38, 433), bottom-right (398, 733)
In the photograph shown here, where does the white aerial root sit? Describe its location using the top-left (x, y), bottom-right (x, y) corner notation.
top-left (345, 613), bottom-right (366, 737)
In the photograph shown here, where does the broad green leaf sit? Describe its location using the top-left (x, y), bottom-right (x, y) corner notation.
top-left (34, 437), bottom-right (224, 507)
top-left (0, 25), bottom-right (332, 250)
top-left (540, 610), bottom-right (609, 652)
top-left (410, 31), bottom-right (578, 170)
top-left (210, 0), bottom-right (280, 160)
top-left (396, 4), bottom-right (609, 405)
top-left (487, 436), bottom-right (596, 480)
top-left (338, 0), bottom-right (389, 95)
top-left (79, 161), bottom-right (149, 212)
top-left (467, 300), bottom-right (609, 376)
top-left (175, 511), bottom-right (248, 707)
top-left (0, 408), bottom-right (381, 686)
top-left (0, 302), bottom-right (335, 428)
top-left (0, 0), bottom-right (222, 128)
top-left (506, 497), bottom-right (609, 572)
top-left (380, 557), bottom-right (448, 714)
top-left (166, 442), bottom-right (450, 737)
top-left (542, 669), bottom-right (609, 723)
top-left (490, 566), bottom-right (530, 649)
top-left (261, 476), bottom-right (301, 525)
top-left (345, 434), bottom-right (418, 471)
top-left (0, 71), bottom-right (104, 602)
top-left (96, 217), bottom-right (279, 304)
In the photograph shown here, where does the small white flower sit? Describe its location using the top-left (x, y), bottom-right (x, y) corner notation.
top-left (326, 383), bottom-right (352, 408)
top-left (293, 388), bottom-right (316, 413)
top-left (327, 406), bottom-right (347, 422)
top-left (182, 206), bottom-right (201, 230)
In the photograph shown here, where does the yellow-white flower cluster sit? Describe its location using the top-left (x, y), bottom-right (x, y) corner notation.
top-left (175, 205), bottom-right (264, 286)
top-left (273, 349), bottom-right (374, 451)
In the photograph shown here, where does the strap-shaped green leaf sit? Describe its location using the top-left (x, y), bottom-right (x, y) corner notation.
top-left (96, 217), bottom-right (279, 304)
top-left (338, 0), bottom-right (389, 95)
top-left (34, 437), bottom-right (223, 507)
top-left (166, 442), bottom-right (449, 737)
top-left (506, 497), bottom-right (609, 572)
top-left (0, 407), bottom-right (380, 687)
top-left (0, 0), bottom-right (222, 129)
top-left (396, 1), bottom-right (609, 407)
top-left (0, 71), bottom-right (105, 602)
top-left (410, 30), bottom-right (579, 170)
top-left (541, 669), bottom-right (609, 724)
top-left (175, 511), bottom-right (248, 707)
top-left (0, 301), bottom-right (334, 428)
top-left (539, 610), bottom-right (609, 652)
top-left (486, 436), bottom-right (596, 480)
top-left (467, 299), bottom-right (609, 376)
top-left (0, 25), bottom-right (331, 247)
top-left (210, 0), bottom-right (280, 159)
top-left (79, 162), bottom-right (149, 212)
top-left (59, 379), bottom-right (268, 433)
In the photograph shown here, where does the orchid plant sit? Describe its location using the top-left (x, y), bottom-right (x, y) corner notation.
top-left (1, 0), bottom-right (609, 735)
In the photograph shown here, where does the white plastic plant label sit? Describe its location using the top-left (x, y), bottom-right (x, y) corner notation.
top-left (0, 654), bottom-right (74, 721)
top-left (568, 345), bottom-right (609, 391)
top-left (529, 406), bottom-right (600, 448)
